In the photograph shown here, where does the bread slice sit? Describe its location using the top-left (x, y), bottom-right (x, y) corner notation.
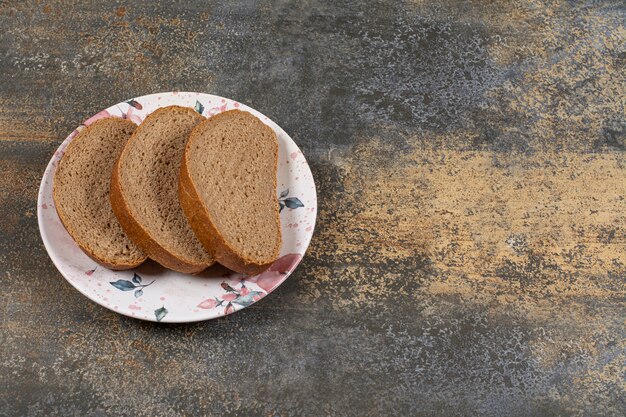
top-left (53, 118), bottom-right (147, 270)
top-left (179, 110), bottom-right (281, 275)
top-left (110, 106), bottom-right (214, 273)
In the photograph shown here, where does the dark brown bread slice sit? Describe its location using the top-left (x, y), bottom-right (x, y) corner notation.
top-left (180, 110), bottom-right (281, 275)
top-left (110, 106), bottom-right (214, 273)
top-left (53, 118), bottom-right (147, 270)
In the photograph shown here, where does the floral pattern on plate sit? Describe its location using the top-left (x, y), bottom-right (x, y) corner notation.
top-left (37, 92), bottom-right (317, 323)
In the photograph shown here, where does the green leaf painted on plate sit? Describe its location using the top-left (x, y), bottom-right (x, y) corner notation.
top-left (110, 279), bottom-right (136, 291)
top-left (284, 197), bottom-right (304, 209)
top-left (232, 291), bottom-right (264, 307)
top-left (195, 100), bottom-right (204, 115)
top-left (154, 306), bottom-right (168, 322)
top-left (132, 273), bottom-right (142, 284)
top-left (134, 289), bottom-right (143, 298)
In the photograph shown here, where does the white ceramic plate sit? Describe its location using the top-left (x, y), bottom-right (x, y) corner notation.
top-left (37, 92), bottom-right (317, 323)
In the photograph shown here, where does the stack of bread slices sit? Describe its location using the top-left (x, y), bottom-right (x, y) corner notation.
top-left (53, 106), bottom-right (282, 275)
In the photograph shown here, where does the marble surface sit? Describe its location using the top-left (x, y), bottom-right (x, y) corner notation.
top-left (1, 1), bottom-right (624, 416)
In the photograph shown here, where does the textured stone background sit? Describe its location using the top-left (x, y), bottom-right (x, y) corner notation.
top-left (1, 1), bottom-right (625, 416)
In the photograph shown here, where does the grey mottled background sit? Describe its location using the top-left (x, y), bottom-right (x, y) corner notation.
top-left (1, 1), bottom-right (625, 416)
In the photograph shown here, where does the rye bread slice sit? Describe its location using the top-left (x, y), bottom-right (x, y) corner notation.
top-left (179, 110), bottom-right (281, 275)
top-left (53, 118), bottom-right (147, 270)
top-left (110, 106), bottom-right (214, 273)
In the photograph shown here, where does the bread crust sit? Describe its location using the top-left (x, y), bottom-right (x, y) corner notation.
top-left (110, 106), bottom-right (213, 274)
top-left (179, 110), bottom-right (281, 275)
top-left (53, 118), bottom-right (147, 270)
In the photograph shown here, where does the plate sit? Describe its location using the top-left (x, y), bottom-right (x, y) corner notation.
top-left (37, 92), bottom-right (317, 323)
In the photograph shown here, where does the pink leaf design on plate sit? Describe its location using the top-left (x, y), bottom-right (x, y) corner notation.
top-left (254, 271), bottom-right (282, 293)
top-left (224, 303), bottom-right (234, 315)
top-left (197, 299), bottom-right (219, 309)
top-left (246, 253), bottom-right (303, 284)
top-left (221, 293), bottom-right (237, 301)
top-left (65, 127), bottom-right (83, 142)
top-left (249, 253), bottom-right (303, 292)
top-left (84, 110), bottom-right (112, 126)
top-left (240, 287), bottom-right (250, 296)
top-left (268, 253), bottom-right (302, 274)
top-left (125, 107), bottom-right (143, 125)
